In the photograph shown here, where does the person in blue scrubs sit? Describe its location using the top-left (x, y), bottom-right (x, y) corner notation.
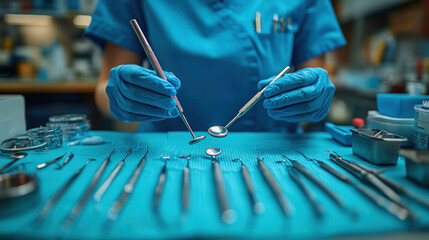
top-left (86, 0), bottom-right (346, 133)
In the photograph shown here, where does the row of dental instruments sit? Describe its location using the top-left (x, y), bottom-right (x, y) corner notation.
top-left (94, 148), bottom-right (132, 202)
top-left (281, 155), bottom-right (358, 219)
top-left (208, 66), bottom-right (290, 138)
top-left (36, 158), bottom-right (94, 221)
top-left (298, 151), bottom-right (410, 221)
top-left (256, 151), bottom-right (290, 217)
top-left (107, 146), bottom-right (149, 222)
top-left (328, 151), bottom-right (418, 221)
top-left (63, 149), bottom-right (116, 229)
top-left (130, 19), bottom-right (205, 145)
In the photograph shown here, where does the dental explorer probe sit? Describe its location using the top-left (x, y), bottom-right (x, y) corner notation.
top-left (130, 19), bottom-right (205, 145)
top-left (299, 151), bottom-right (410, 221)
top-left (94, 148), bottom-right (132, 202)
top-left (256, 150), bottom-right (290, 216)
top-left (106, 146), bottom-right (149, 223)
top-left (62, 149), bottom-right (115, 229)
top-left (208, 66), bottom-right (290, 138)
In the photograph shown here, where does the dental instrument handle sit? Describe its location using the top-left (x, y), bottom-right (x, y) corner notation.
top-left (94, 148), bottom-right (132, 202)
top-left (0, 158), bottom-right (20, 173)
top-left (154, 165), bottom-right (167, 212)
top-left (131, 19), bottom-right (202, 142)
top-left (182, 163), bottom-right (190, 213)
top-left (257, 160), bottom-right (290, 216)
top-left (317, 161), bottom-right (350, 183)
top-left (212, 159), bottom-right (235, 224)
top-left (225, 66), bottom-right (290, 129)
top-left (130, 19), bottom-right (183, 111)
top-left (56, 152), bottom-right (74, 169)
top-left (240, 163), bottom-right (264, 214)
top-left (108, 146), bottom-right (149, 222)
top-left (286, 166), bottom-right (323, 218)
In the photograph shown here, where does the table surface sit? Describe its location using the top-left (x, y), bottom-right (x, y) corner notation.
top-left (0, 131), bottom-right (428, 240)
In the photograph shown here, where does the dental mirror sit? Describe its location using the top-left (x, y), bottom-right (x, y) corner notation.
top-left (208, 126), bottom-right (228, 138)
top-left (0, 152), bottom-right (28, 173)
top-left (189, 135), bottom-right (206, 145)
top-left (205, 148), bottom-right (222, 158)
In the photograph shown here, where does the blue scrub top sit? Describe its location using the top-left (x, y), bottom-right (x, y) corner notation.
top-left (86, 0), bottom-right (346, 133)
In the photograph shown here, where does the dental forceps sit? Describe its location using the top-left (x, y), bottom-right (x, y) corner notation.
top-left (299, 151), bottom-right (410, 221)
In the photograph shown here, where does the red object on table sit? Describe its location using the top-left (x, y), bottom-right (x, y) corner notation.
top-left (352, 118), bottom-right (365, 128)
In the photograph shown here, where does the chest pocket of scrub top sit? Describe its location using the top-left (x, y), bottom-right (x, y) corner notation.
top-left (257, 15), bottom-right (299, 78)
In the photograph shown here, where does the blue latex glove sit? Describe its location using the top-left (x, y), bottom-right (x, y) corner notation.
top-left (258, 68), bottom-right (335, 123)
top-left (106, 64), bottom-right (181, 122)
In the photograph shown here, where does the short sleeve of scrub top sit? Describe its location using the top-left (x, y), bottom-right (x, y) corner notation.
top-left (291, 0), bottom-right (346, 66)
top-left (85, 0), bottom-right (145, 56)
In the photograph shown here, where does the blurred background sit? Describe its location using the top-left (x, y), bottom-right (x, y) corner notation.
top-left (0, 0), bottom-right (428, 132)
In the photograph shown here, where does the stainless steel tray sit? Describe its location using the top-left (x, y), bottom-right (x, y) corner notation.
top-left (401, 149), bottom-right (429, 187)
top-left (350, 128), bottom-right (407, 165)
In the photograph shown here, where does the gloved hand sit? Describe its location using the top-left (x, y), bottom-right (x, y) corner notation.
top-left (106, 64), bottom-right (181, 122)
top-left (258, 68), bottom-right (335, 122)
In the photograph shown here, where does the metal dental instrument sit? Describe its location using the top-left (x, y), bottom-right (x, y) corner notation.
top-left (63, 149), bottom-right (115, 229)
top-left (255, 12), bottom-right (261, 33)
top-left (300, 151), bottom-right (410, 221)
top-left (276, 159), bottom-right (324, 218)
top-left (208, 66), bottom-right (290, 138)
top-left (36, 159), bottom-right (94, 221)
top-left (328, 151), bottom-right (416, 220)
top-left (0, 152), bottom-right (27, 173)
top-left (130, 19), bottom-right (205, 145)
top-left (273, 14), bottom-right (278, 31)
top-left (37, 153), bottom-right (66, 169)
top-left (205, 148), bottom-right (236, 224)
top-left (154, 160), bottom-right (167, 214)
top-left (282, 155), bottom-right (358, 219)
top-left (256, 150), bottom-right (290, 216)
top-left (232, 158), bottom-right (265, 215)
top-left (56, 152), bottom-right (74, 169)
top-left (279, 18), bottom-right (285, 32)
top-left (349, 160), bottom-right (429, 210)
top-left (180, 157), bottom-right (190, 221)
top-left (94, 148), bottom-right (132, 202)
top-left (107, 146), bottom-right (149, 222)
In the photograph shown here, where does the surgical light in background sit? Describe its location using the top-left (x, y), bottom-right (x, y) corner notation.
top-left (5, 14), bottom-right (53, 26)
top-left (73, 15), bottom-right (91, 28)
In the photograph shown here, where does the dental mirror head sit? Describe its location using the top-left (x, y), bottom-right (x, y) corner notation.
top-left (208, 126), bottom-right (228, 138)
top-left (189, 135), bottom-right (206, 145)
top-left (205, 148), bottom-right (222, 157)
